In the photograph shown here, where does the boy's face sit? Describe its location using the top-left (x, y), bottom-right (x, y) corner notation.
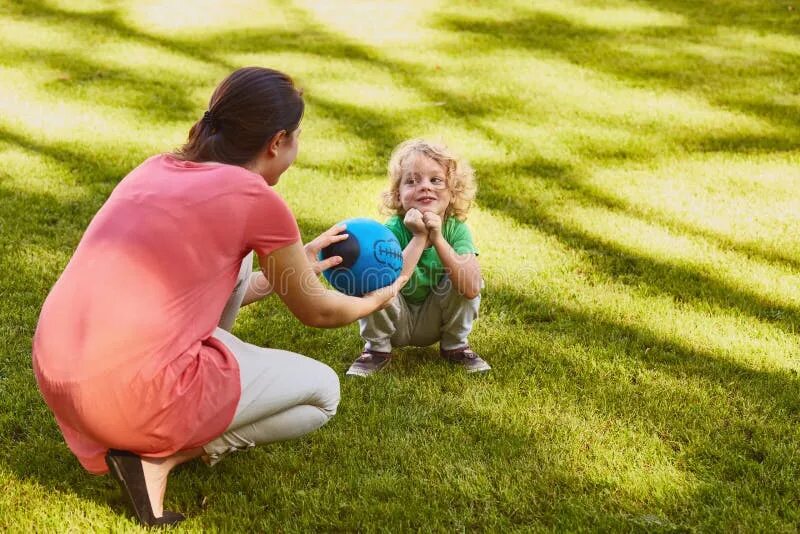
top-left (398, 154), bottom-right (451, 218)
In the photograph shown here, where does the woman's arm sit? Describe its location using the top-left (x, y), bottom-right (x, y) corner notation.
top-left (242, 223), bottom-right (349, 307)
top-left (260, 241), bottom-right (405, 328)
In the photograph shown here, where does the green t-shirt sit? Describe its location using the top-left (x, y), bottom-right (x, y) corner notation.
top-left (385, 215), bottom-right (479, 305)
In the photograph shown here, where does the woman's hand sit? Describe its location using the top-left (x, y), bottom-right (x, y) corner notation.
top-left (262, 243), bottom-right (409, 328)
top-left (362, 275), bottom-right (409, 311)
top-left (403, 209), bottom-right (428, 237)
top-left (304, 223), bottom-right (348, 275)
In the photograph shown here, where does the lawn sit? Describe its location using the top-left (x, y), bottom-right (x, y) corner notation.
top-left (1, 0), bottom-right (800, 531)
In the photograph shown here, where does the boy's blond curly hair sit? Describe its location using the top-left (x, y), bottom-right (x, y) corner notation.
top-left (381, 139), bottom-right (477, 221)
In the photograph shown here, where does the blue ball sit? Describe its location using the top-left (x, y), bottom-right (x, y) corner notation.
top-left (319, 218), bottom-right (403, 297)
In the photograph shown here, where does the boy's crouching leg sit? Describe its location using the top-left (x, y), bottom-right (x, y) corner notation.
top-left (358, 295), bottom-right (408, 353)
top-left (437, 277), bottom-right (481, 351)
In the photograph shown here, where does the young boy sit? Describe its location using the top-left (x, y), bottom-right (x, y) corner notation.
top-left (347, 139), bottom-right (490, 376)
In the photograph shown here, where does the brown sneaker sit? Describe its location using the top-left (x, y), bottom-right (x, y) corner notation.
top-left (346, 350), bottom-right (392, 377)
top-left (440, 346), bottom-right (491, 373)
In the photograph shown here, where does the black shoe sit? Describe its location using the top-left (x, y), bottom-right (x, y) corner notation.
top-left (105, 449), bottom-right (185, 527)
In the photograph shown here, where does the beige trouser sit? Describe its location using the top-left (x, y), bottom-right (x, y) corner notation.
top-left (203, 252), bottom-right (340, 465)
top-left (359, 277), bottom-right (481, 353)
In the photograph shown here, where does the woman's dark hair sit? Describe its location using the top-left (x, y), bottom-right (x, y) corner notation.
top-left (173, 67), bottom-right (304, 165)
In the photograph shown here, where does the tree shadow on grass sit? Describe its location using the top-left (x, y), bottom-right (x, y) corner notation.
top-left (433, 8), bottom-right (800, 144)
top-left (479, 155), bottom-right (800, 271)
top-left (0, 46), bottom-right (199, 125)
top-left (322, 277), bottom-right (800, 529)
top-left (4, 0), bottom-right (232, 71)
top-left (0, 126), bottom-right (132, 187)
top-left (473, 282), bottom-right (800, 526)
top-left (478, 158), bottom-right (800, 337)
top-left (638, 0), bottom-right (800, 36)
top-left (268, 5), bottom-right (800, 278)
top-left (3, 0), bottom-right (520, 181)
top-left (487, 282), bottom-right (800, 414)
top-left (304, 94), bottom-right (408, 176)
top-left (475, 160), bottom-right (798, 306)
top-left (5, 0), bottom-right (796, 182)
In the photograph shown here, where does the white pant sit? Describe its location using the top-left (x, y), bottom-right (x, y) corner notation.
top-left (359, 277), bottom-right (481, 353)
top-left (204, 253), bottom-right (340, 465)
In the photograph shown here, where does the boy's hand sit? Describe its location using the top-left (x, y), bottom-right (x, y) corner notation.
top-left (422, 211), bottom-right (443, 242)
top-left (404, 208), bottom-right (428, 236)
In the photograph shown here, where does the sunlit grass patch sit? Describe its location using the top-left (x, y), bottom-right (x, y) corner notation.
top-left (125, 0), bottom-right (294, 36)
top-left (295, 0), bottom-right (442, 47)
top-left (0, 144), bottom-right (87, 194)
top-left (0, 66), bottom-right (185, 161)
top-left (0, 471), bottom-right (118, 532)
top-left (527, 0), bottom-right (688, 30)
top-left (584, 154), bottom-right (800, 261)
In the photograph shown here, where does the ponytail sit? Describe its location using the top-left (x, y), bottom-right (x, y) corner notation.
top-left (173, 67), bottom-right (304, 165)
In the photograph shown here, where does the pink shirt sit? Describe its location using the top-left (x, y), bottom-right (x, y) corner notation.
top-left (32, 154), bottom-right (300, 474)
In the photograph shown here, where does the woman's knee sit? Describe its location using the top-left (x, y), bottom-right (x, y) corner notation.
top-left (314, 362), bottom-right (340, 418)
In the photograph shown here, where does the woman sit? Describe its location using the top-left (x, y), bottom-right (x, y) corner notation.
top-left (32, 67), bottom-right (404, 526)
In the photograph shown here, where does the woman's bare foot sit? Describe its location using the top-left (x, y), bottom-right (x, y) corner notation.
top-left (140, 448), bottom-right (206, 518)
top-left (106, 448), bottom-right (204, 526)
top-left (139, 458), bottom-right (169, 517)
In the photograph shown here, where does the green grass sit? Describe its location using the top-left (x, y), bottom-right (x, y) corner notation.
top-left (1, 0), bottom-right (800, 531)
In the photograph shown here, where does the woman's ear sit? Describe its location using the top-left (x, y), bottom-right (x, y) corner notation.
top-left (267, 130), bottom-right (287, 157)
